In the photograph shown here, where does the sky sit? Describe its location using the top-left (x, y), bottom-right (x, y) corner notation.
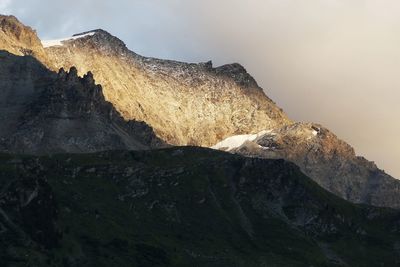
top-left (1, 0), bottom-right (399, 177)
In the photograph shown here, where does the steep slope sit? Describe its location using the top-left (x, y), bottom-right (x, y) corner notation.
top-left (0, 51), bottom-right (163, 154)
top-left (43, 29), bottom-right (291, 146)
top-left (1, 147), bottom-right (400, 267)
top-left (213, 123), bottom-right (400, 208)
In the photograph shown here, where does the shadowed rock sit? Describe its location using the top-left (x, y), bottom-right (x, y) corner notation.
top-left (0, 51), bottom-right (164, 154)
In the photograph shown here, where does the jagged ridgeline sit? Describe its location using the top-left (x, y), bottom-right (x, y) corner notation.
top-left (0, 50), bottom-right (163, 153)
top-left (0, 15), bottom-right (399, 209)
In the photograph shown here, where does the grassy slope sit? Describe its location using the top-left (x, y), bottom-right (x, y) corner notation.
top-left (0, 147), bottom-right (399, 267)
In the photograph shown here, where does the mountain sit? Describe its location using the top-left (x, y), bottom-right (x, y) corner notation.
top-left (0, 50), bottom-right (163, 154)
top-left (1, 13), bottom-right (400, 267)
top-left (43, 29), bottom-right (291, 146)
top-left (1, 147), bottom-right (400, 267)
top-left (40, 24), bottom-right (400, 208)
top-left (0, 14), bottom-right (399, 209)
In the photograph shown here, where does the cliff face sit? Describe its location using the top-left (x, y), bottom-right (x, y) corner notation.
top-left (0, 51), bottom-right (163, 154)
top-left (43, 30), bottom-right (291, 146)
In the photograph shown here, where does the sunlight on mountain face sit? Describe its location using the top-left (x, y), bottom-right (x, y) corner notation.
top-left (2, 0), bottom-right (399, 178)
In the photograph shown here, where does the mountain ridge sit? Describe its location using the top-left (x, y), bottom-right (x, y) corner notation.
top-left (0, 14), bottom-right (399, 209)
top-left (43, 27), bottom-right (292, 146)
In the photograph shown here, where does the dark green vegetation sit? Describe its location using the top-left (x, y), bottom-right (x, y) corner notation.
top-left (0, 147), bottom-right (399, 267)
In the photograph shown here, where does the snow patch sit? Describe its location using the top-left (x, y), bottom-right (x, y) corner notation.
top-left (41, 32), bottom-right (96, 48)
top-left (211, 130), bottom-right (271, 151)
top-left (257, 144), bottom-right (271, 150)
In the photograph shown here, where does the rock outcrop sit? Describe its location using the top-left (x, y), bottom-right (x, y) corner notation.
top-left (0, 51), bottom-right (163, 154)
top-left (214, 123), bottom-right (400, 208)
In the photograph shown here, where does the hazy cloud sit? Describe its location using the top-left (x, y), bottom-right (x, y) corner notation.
top-left (1, 0), bottom-right (399, 177)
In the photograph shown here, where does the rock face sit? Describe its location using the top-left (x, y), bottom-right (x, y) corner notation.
top-left (0, 51), bottom-right (163, 154)
top-left (43, 29), bottom-right (291, 146)
top-left (213, 123), bottom-right (400, 208)
top-left (0, 148), bottom-right (399, 266)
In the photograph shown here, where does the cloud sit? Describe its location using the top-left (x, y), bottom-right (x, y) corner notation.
top-left (1, 0), bottom-right (400, 177)
top-left (0, 0), bottom-right (11, 13)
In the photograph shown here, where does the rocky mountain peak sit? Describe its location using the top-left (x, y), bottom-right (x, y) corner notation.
top-left (56, 67), bottom-right (97, 92)
top-left (215, 63), bottom-right (259, 88)
top-left (51, 66), bottom-right (103, 104)
top-left (83, 70), bottom-right (95, 84)
top-left (65, 66), bottom-right (79, 82)
top-left (0, 15), bottom-right (38, 44)
top-left (0, 14), bottom-right (52, 66)
top-left (198, 60), bottom-right (213, 70)
top-left (62, 29), bottom-right (130, 56)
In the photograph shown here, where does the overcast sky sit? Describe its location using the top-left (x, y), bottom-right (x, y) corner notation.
top-left (1, 0), bottom-right (399, 177)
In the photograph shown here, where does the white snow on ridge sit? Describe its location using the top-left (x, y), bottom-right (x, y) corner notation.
top-left (211, 130), bottom-right (271, 151)
top-left (41, 32), bottom-right (96, 48)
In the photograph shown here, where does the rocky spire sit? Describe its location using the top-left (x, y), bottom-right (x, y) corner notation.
top-left (215, 63), bottom-right (259, 88)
